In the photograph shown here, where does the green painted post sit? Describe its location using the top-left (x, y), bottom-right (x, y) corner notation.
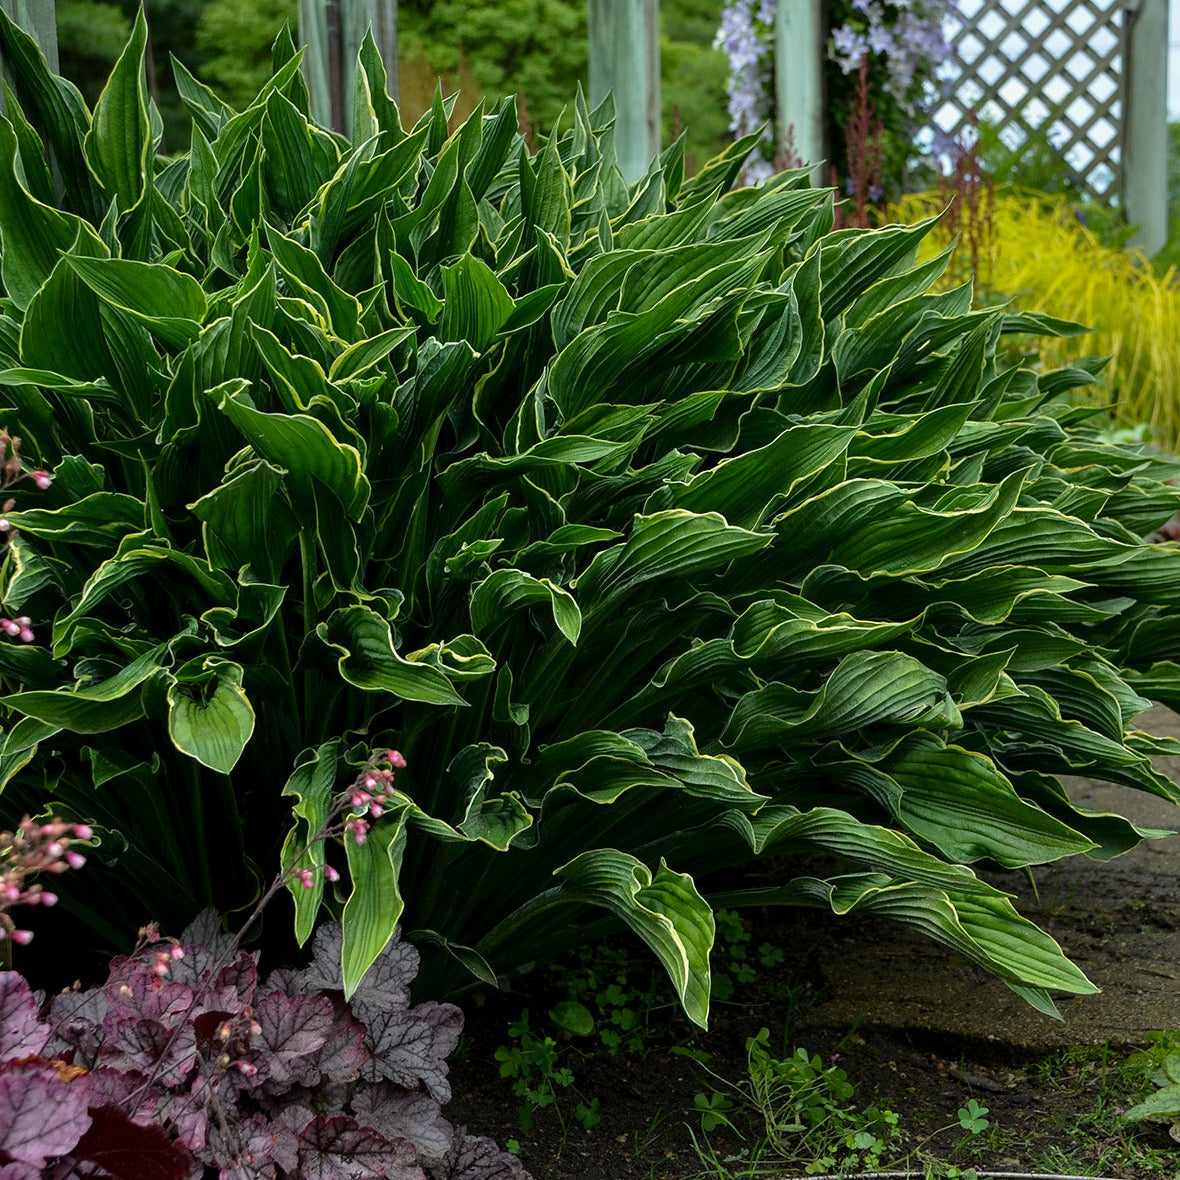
top-left (300, 0), bottom-right (397, 135)
top-left (774, 0), bottom-right (824, 182)
top-left (0, 0), bottom-right (57, 72)
top-left (588, 0), bottom-right (660, 183)
top-left (1122, 0), bottom-right (1167, 255)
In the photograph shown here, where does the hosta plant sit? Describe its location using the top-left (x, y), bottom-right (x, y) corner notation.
top-left (3, 13), bottom-right (1180, 1025)
top-left (0, 912), bottom-right (526, 1179)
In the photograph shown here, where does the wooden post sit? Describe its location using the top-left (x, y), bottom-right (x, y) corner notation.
top-left (588, 0), bottom-right (660, 183)
top-left (775, 0), bottom-right (825, 183)
top-left (300, 0), bottom-right (398, 134)
top-left (0, 0), bottom-right (57, 72)
top-left (1122, 0), bottom-right (1167, 255)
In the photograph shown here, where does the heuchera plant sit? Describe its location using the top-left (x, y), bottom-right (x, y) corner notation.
top-left (0, 913), bottom-right (527, 1180)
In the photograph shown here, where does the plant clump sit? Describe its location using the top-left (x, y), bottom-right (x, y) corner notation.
top-left (2, 11), bottom-right (1180, 1035)
top-left (0, 913), bottom-right (527, 1179)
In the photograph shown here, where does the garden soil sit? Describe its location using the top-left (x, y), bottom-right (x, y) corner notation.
top-left (446, 707), bottom-right (1180, 1180)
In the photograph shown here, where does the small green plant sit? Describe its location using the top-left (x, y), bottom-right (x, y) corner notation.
top-left (494, 1010), bottom-right (576, 1133)
top-left (688, 1030), bottom-right (902, 1175)
top-left (956, 1098), bottom-right (990, 1135)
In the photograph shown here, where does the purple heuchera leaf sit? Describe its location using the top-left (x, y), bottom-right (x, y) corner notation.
top-left (0, 1059), bottom-right (91, 1167)
top-left (351, 1086), bottom-right (453, 1166)
top-left (179, 907), bottom-right (238, 960)
top-left (282, 995), bottom-right (368, 1089)
top-left (299, 924), bottom-right (418, 1010)
top-left (430, 1133), bottom-right (531, 1180)
top-left (103, 1016), bottom-right (197, 1087)
top-left (358, 1001), bottom-right (463, 1103)
top-left (0, 973), bottom-right (50, 1059)
top-left (0, 1163), bottom-right (40, 1179)
top-left (80, 1067), bottom-right (160, 1126)
top-left (72, 1103), bottom-right (194, 1180)
top-left (45, 987), bottom-right (108, 1065)
top-left (297, 1115), bottom-right (424, 1180)
top-left (254, 990), bottom-right (334, 1088)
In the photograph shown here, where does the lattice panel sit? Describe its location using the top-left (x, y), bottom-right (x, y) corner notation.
top-left (933, 0), bottom-right (1124, 202)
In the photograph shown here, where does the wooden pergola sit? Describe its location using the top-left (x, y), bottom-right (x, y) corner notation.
top-left (0, 0), bottom-right (1167, 252)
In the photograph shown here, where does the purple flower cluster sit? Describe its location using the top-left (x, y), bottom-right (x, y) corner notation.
top-left (829, 0), bottom-right (952, 114)
top-left (714, 0), bottom-right (777, 185)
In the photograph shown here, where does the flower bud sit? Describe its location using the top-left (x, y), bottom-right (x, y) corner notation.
top-left (325, 865), bottom-right (340, 883)
top-left (73, 824), bottom-right (93, 841)
top-left (31, 471), bottom-right (51, 489)
top-left (11, 929), bottom-right (33, 945)
top-left (66, 851), bottom-right (86, 870)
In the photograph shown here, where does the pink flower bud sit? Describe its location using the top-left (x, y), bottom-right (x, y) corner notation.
top-left (4, 885), bottom-right (20, 902)
top-left (45, 842), bottom-right (63, 858)
top-left (152, 962), bottom-right (169, 978)
top-left (11, 929), bottom-right (33, 945)
top-left (65, 851), bottom-right (86, 869)
top-left (31, 471), bottom-right (51, 489)
top-left (40, 892), bottom-right (57, 907)
top-left (369, 803), bottom-right (383, 817)
top-left (236, 1061), bottom-right (257, 1077)
top-left (388, 750), bottom-right (407, 768)
top-left (72, 824), bottom-right (93, 840)
top-left (17, 627), bottom-right (32, 643)
top-left (1, 620), bottom-right (18, 636)
top-left (0, 518), bottom-right (8, 532)
top-left (299, 869), bottom-right (314, 890)
top-left (325, 865), bottom-right (340, 883)
top-left (170, 946), bottom-right (184, 960)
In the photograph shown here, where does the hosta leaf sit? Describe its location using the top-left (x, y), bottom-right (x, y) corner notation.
top-left (166, 657), bottom-right (255, 774)
top-left (576, 510), bottom-right (771, 607)
top-left (661, 423), bottom-right (855, 527)
top-left (2, 646), bottom-right (164, 733)
top-left (720, 805), bottom-right (994, 893)
top-left (83, 8), bottom-right (150, 212)
top-left (0, 118), bottom-right (102, 309)
top-left (208, 379), bottom-right (370, 521)
top-left (342, 811), bottom-right (409, 1001)
top-left (281, 741), bottom-right (341, 945)
top-left (552, 850), bottom-right (714, 1028)
top-left (63, 255), bottom-right (206, 347)
top-left (5, 492), bottom-right (145, 547)
top-left (317, 605), bottom-right (466, 706)
top-left (874, 733), bottom-right (1096, 866)
top-left (721, 650), bottom-right (958, 752)
top-left (469, 568), bottom-right (581, 644)
top-left (440, 253), bottom-right (515, 351)
top-left (0, 8), bottom-right (98, 218)
top-left (775, 873), bottom-right (1094, 1005)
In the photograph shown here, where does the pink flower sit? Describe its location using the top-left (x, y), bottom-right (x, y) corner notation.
top-left (66, 851), bottom-right (86, 870)
top-left (31, 471), bottom-right (51, 489)
top-left (73, 823), bottom-right (93, 840)
top-left (325, 865), bottom-right (340, 883)
top-left (11, 929), bottom-right (33, 945)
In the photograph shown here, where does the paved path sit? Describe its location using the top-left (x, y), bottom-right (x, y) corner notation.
top-left (798, 708), bottom-right (1180, 1051)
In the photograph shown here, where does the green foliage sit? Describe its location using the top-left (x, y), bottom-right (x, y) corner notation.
top-left (4, 13), bottom-right (1180, 1026)
top-left (195, 0), bottom-right (297, 113)
top-left (693, 1033), bottom-right (903, 1174)
top-left (399, 1), bottom-right (585, 135)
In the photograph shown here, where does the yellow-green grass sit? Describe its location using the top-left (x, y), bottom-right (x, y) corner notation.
top-left (891, 187), bottom-right (1180, 449)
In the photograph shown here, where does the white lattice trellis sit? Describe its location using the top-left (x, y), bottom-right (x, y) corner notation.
top-left (933, 0), bottom-right (1124, 203)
